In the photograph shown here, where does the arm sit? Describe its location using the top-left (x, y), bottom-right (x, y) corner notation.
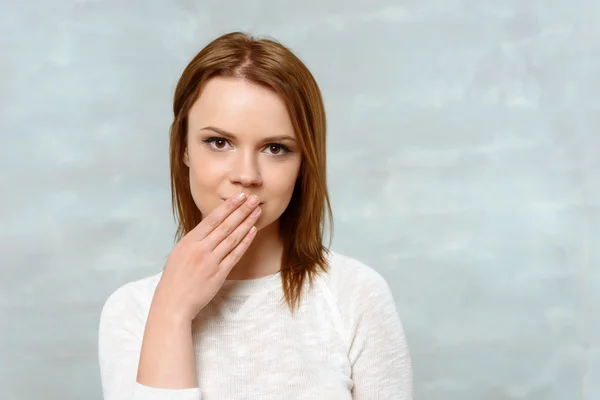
top-left (98, 285), bottom-right (201, 400)
top-left (348, 273), bottom-right (413, 399)
top-left (137, 285), bottom-right (198, 388)
top-left (98, 192), bottom-right (260, 399)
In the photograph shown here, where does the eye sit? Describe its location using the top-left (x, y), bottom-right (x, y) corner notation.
top-left (213, 139), bottom-right (228, 149)
top-left (203, 137), bottom-right (231, 150)
top-left (265, 144), bottom-right (290, 156)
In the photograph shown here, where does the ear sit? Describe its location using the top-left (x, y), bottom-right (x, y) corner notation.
top-left (183, 147), bottom-right (189, 167)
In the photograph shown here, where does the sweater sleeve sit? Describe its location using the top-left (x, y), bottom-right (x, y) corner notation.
top-left (346, 270), bottom-right (413, 400)
top-left (98, 284), bottom-right (202, 400)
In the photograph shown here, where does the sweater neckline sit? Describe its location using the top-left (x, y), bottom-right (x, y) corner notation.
top-left (219, 271), bottom-right (282, 296)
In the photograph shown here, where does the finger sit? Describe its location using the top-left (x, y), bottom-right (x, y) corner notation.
top-left (218, 224), bottom-right (258, 274)
top-left (187, 192), bottom-right (247, 242)
top-left (212, 205), bottom-right (261, 261)
top-left (203, 195), bottom-right (261, 250)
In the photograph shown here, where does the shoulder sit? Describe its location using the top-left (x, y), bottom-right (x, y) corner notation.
top-left (320, 253), bottom-right (413, 397)
top-left (321, 250), bottom-right (394, 298)
top-left (318, 250), bottom-right (398, 314)
top-left (99, 271), bottom-right (163, 332)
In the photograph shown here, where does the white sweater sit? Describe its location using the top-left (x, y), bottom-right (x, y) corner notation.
top-left (98, 251), bottom-right (413, 400)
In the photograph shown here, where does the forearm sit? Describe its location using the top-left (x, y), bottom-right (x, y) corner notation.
top-left (137, 300), bottom-right (197, 389)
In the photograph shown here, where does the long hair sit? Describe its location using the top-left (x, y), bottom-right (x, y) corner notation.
top-left (169, 32), bottom-right (333, 314)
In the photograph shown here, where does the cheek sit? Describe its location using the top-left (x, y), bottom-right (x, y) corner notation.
top-left (186, 151), bottom-right (225, 213)
top-left (265, 161), bottom-right (301, 197)
top-left (188, 150), bottom-right (223, 184)
top-left (258, 167), bottom-right (299, 226)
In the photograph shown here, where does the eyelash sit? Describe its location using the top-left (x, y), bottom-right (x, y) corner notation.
top-left (202, 137), bottom-right (292, 157)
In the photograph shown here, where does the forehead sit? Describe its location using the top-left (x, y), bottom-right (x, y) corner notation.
top-left (188, 77), bottom-right (296, 139)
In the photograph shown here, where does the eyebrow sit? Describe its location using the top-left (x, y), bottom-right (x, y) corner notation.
top-left (199, 126), bottom-right (297, 143)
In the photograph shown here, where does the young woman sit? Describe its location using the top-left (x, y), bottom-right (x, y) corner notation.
top-left (98, 31), bottom-right (413, 400)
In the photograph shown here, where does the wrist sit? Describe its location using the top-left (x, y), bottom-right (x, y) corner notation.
top-left (148, 295), bottom-right (193, 328)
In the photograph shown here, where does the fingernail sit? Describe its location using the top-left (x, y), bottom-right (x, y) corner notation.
top-left (251, 206), bottom-right (261, 216)
top-left (233, 192), bottom-right (246, 204)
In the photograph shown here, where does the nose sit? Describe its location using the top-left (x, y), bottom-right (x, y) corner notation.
top-left (228, 150), bottom-right (263, 188)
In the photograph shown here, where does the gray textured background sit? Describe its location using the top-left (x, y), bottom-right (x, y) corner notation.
top-left (1, 1), bottom-right (598, 399)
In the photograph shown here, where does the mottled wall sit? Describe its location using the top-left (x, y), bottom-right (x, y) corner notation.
top-left (1, 1), bottom-right (597, 399)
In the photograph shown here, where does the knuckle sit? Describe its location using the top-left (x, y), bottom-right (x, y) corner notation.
top-left (195, 241), bottom-right (210, 256)
top-left (227, 254), bottom-right (237, 264)
top-left (228, 248), bottom-right (241, 260)
top-left (241, 203), bottom-right (254, 214)
top-left (203, 254), bottom-right (218, 271)
top-left (226, 234), bottom-right (238, 247)
top-left (192, 247), bottom-right (210, 263)
top-left (219, 222), bottom-right (233, 235)
top-left (204, 216), bottom-right (219, 230)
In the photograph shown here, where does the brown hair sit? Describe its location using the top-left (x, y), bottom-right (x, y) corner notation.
top-left (169, 31), bottom-right (334, 313)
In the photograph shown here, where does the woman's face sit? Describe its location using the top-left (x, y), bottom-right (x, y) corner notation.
top-left (184, 76), bottom-right (302, 231)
